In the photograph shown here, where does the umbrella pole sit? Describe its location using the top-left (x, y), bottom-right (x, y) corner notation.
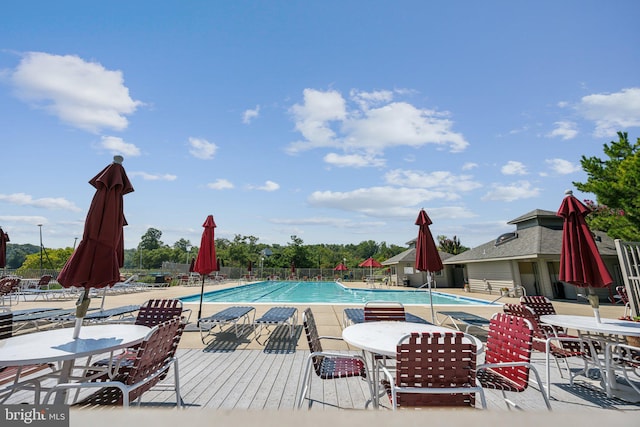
top-left (197, 276), bottom-right (205, 327)
top-left (73, 289), bottom-right (91, 339)
top-left (587, 286), bottom-right (601, 323)
top-left (100, 287), bottom-right (107, 311)
top-left (427, 272), bottom-right (435, 323)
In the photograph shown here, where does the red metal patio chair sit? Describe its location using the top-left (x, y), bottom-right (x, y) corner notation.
top-left (476, 313), bottom-right (552, 410)
top-left (298, 307), bottom-right (373, 409)
top-left (363, 301), bottom-right (406, 322)
top-left (503, 303), bottom-right (592, 399)
top-left (378, 331), bottom-right (486, 409)
top-left (88, 299), bottom-right (185, 373)
top-left (46, 317), bottom-right (184, 407)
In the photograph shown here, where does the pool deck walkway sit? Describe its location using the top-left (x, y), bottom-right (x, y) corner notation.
top-left (5, 281), bottom-right (640, 421)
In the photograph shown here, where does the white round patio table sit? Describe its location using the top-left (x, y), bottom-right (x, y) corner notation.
top-left (342, 321), bottom-right (483, 357)
top-left (539, 314), bottom-right (640, 337)
top-left (539, 314), bottom-right (640, 401)
top-left (0, 324), bottom-right (150, 404)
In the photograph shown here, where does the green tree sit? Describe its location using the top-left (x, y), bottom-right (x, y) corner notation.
top-left (282, 235), bottom-right (312, 268)
top-left (139, 228), bottom-right (163, 250)
top-left (16, 247), bottom-right (74, 273)
top-left (227, 235), bottom-right (259, 267)
top-left (5, 243), bottom-right (39, 269)
top-left (574, 131), bottom-right (640, 240)
top-left (437, 235), bottom-right (469, 255)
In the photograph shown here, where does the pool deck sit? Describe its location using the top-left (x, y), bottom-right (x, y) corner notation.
top-left (5, 280), bottom-right (640, 421)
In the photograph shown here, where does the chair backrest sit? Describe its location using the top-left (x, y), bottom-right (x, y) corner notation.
top-left (0, 310), bottom-right (13, 339)
top-left (36, 275), bottom-right (52, 289)
top-left (135, 299), bottom-right (183, 327)
top-left (520, 295), bottom-right (557, 316)
top-left (485, 313), bottom-right (534, 389)
top-left (0, 278), bottom-right (20, 296)
top-left (363, 301), bottom-right (406, 322)
top-left (393, 331), bottom-right (478, 408)
top-left (123, 317), bottom-right (183, 403)
top-left (502, 304), bottom-right (546, 351)
top-left (302, 308), bottom-right (324, 375)
top-left (519, 295), bottom-right (565, 335)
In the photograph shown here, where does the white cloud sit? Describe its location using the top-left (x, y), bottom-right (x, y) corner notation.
top-left (207, 179), bottom-right (234, 190)
top-left (577, 87), bottom-right (640, 137)
top-left (99, 136), bottom-right (141, 157)
top-left (10, 52), bottom-right (142, 132)
top-left (188, 137), bottom-right (218, 160)
top-left (501, 161), bottom-right (528, 175)
top-left (287, 88), bottom-right (469, 156)
top-left (129, 171), bottom-right (177, 181)
top-left (482, 181), bottom-right (540, 202)
top-left (545, 158), bottom-right (581, 175)
top-left (307, 186), bottom-right (476, 220)
top-left (248, 180), bottom-right (280, 191)
top-left (308, 186), bottom-right (455, 218)
top-left (324, 152), bottom-right (385, 168)
top-left (547, 121), bottom-right (578, 140)
top-left (270, 216), bottom-right (377, 228)
top-left (462, 162), bottom-right (478, 170)
top-left (0, 192), bottom-right (81, 211)
top-left (349, 89), bottom-right (394, 110)
top-left (242, 105), bottom-right (260, 124)
top-left (288, 88), bottom-right (346, 152)
top-left (0, 215), bottom-right (48, 225)
top-left (384, 170), bottom-right (482, 193)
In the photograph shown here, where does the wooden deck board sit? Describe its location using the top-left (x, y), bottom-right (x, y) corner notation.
top-left (3, 348), bottom-right (640, 412)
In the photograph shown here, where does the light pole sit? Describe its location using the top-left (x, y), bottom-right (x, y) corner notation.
top-left (73, 237), bottom-right (78, 250)
top-left (260, 256), bottom-right (264, 278)
top-left (38, 224), bottom-right (43, 275)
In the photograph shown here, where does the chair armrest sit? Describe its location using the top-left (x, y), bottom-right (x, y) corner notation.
top-left (318, 335), bottom-right (343, 341)
top-left (308, 350), bottom-right (366, 361)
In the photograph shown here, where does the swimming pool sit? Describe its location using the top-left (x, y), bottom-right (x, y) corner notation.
top-left (180, 281), bottom-right (498, 306)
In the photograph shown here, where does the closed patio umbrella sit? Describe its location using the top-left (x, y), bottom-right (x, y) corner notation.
top-left (57, 156), bottom-right (133, 338)
top-left (415, 209), bottom-right (443, 322)
top-left (557, 190), bottom-right (613, 323)
top-left (0, 227), bottom-right (8, 271)
top-left (194, 215), bottom-right (218, 325)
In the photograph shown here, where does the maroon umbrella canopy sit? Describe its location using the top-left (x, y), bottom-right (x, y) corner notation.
top-left (334, 263), bottom-right (348, 271)
top-left (0, 228), bottom-right (8, 269)
top-left (415, 209), bottom-right (442, 323)
top-left (188, 257), bottom-right (195, 273)
top-left (557, 191), bottom-right (613, 321)
top-left (57, 156), bottom-right (133, 337)
top-left (415, 209), bottom-right (443, 273)
top-left (358, 257), bottom-right (383, 268)
top-left (194, 215), bottom-right (218, 276)
top-left (58, 156), bottom-right (133, 290)
top-left (557, 192), bottom-right (613, 289)
top-left (194, 215), bottom-right (218, 323)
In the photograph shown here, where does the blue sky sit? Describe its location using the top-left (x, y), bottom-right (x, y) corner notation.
top-left (1, 1), bottom-right (639, 252)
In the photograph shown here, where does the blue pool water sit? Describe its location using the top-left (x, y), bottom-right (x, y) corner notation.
top-left (180, 281), bottom-right (497, 306)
